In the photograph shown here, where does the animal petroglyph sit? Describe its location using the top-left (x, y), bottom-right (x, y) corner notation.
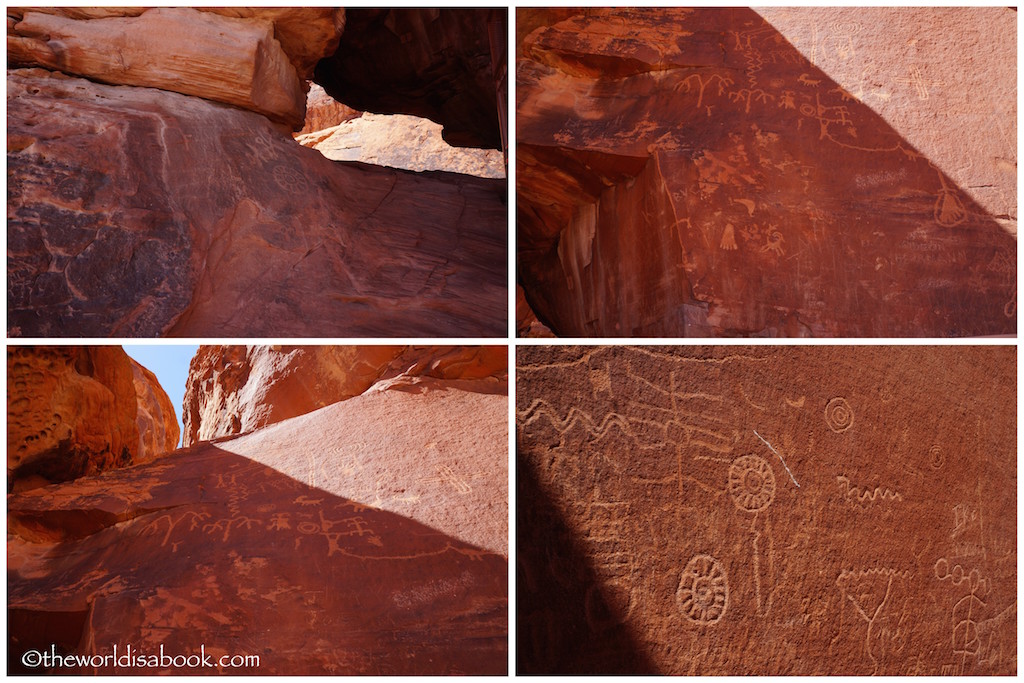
top-left (824, 397), bottom-right (854, 433)
top-left (677, 554), bottom-right (728, 625)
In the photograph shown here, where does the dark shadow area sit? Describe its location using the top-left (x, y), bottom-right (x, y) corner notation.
top-left (516, 438), bottom-right (657, 674)
top-left (8, 444), bottom-right (507, 675)
top-left (516, 7), bottom-right (1016, 337)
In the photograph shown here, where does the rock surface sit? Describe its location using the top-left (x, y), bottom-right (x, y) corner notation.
top-left (316, 8), bottom-right (507, 150)
top-left (516, 285), bottom-right (556, 337)
top-left (516, 345), bottom-right (1016, 674)
top-left (183, 345), bottom-right (508, 447)
top-left (298, 113), bottom-right (506, 178)
top-left (297, 83), bottom-right (362, 136)
top-left (7, 346), bottom-right (176, 491)
top-left (9, 368), bottom-right (508, 674)
top-left (7, 69), bottom-right (507, 337)
top-left (9, 8), bottom-right (316, 127)
top-left (7, 7), bottom-right (344, 82)
top-left (516, 8), bottom-right (1016, 337)
top-left (131, 359), bottom-right (181, 459)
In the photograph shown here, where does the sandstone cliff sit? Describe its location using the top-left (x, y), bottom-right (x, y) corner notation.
top-left (517, 8), bottom-right (1016, 337)
top-left (8, 345), bottom-right (508, 674)
top-left (7, 7), bottom-right (507, 338)
top-left (7, 346), bottom-right (178, 491)
top-left (517, 345), bottom-right (1015, 674)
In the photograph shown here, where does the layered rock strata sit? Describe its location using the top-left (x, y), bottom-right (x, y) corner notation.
top-left (8, 69), bottom-right (506, 337)
top-left (517, 8), bottom-right (1016, 337)
top-left (7, 346), bottom-right (178, 491)
top-left (182, 345), bottom-right (507, 446)
top-left (516, 345), bottom-right (1016, 674)
top-left (316, 8), bottom-right (507, 150)
top-left (9, 351), bottom-right (508, 674)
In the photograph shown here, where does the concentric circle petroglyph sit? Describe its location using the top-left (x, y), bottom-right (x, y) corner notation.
top-left (727, 454), bottom-right (776, 512)
top-left (824, 397), bottom-right (854, 433)
top-left (677, 554), bottom-right (728, 624)
top-left (929, 445), bottom-right (943, 469)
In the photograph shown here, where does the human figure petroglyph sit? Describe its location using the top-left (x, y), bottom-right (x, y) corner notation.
top-left (935, 558), bottom-right (990, 674)
top-left (142, 510), bottom-right (211, 548)
top-left (833, 567), bottom-right (911, 674)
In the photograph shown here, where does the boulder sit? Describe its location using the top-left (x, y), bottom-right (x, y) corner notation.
top-left (7, 7), bottom-right (344, 81)
top-left (7, 346), bottom-right (156, 490)
top-left (516, 345), bottom-right (1016, 674)
top-left (131, 359), bottom-right (181, 460)
top-left (516, 8), bottom-right (1016, 337)
top-left (183, 345), bottom-right (507, 446)
top-left (7, 69), bottom-right (507, 338)
top-left (9, 372), bottom-right (508, 674)
top-left (315, 8), bottom-right (507, 149)
top-left (298, 112), bottom-right (506, 178)
top-left (9, 8), bottom-right (309, 127)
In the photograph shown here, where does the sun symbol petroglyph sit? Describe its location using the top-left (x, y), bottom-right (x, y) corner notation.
top-left (272, 164), bottom-right (307, 193)
top-left (824, 397), bottom-right (854, 433)
top-left (727, 454), bottom-right (776, 512)
top-left (677, 554), bottom-right (728, 624)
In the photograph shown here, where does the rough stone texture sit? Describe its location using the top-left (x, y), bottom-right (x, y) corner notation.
top-left (9, 369), bottom-right (508, 674)
top-left (516, 345), bottom-right (1016, 674)
top-left (183, 345), bottom-right (508, 447)
top-left (516, 8), bottom-right (1016, 337)
top-left (7, 347), bottom-right (141, 490)
top-left (298, 113), bottom-right (506, 178)
top-left (297, 83), bottom-right (362, 136)
top-left (516, 284), bottom-right (556, 337)
top-left (9, 8), bottom-right (310, 127)
top-left (131, 359), bottom-right (181, 459)
top-left (7, 69), bottom-right (507, 337)
top-left (315, 8), bottom-right (507, 150)
top-left (7, 7), bottom-right (344, 81)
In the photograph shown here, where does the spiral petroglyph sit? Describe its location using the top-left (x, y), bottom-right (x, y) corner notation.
top-left (824, 397), bottom-right (854, 433)
top-left (677, 554), bottom-right (728, 624)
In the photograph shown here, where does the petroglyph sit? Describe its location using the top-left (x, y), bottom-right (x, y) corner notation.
top-left (677, 554), bottom-right (728, 625)
top-left (727, 455), bottom-right (776, 512)
top-left (824, 397), bottom-right (854, 433)
top-left (836, 476), bottom-right (903, 506)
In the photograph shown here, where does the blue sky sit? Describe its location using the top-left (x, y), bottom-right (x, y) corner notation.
top-left (123, 345), bottom-right (199, 448)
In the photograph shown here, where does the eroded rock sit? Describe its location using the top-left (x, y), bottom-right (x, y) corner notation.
top-left (7, 69), bottom-right (507, 337)
top-left (6, 346), bottom-right (175, 490)
top-left (516, 8), bottom-right (1016, 337)
top-left (516, 345), bottom-right (1016, 674)
top-left (183, 345), bottom-right (508, 446)
top-left (9, 368), bottom-right (508, 674)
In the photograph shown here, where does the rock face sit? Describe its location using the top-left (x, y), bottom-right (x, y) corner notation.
top-left (297, 83), bottom-right (362, 136)
top-left (8, 8), bottom-right (343, 128)
top-left (183, 345), bottom-right (507, 447)
top-left (8, 69), bottom-right (507, 337)
top-left (131, 359), bottom-right (181, 459)
top-left (516, 8), bottom-right (1016, 337)
top-left (316, 8), bottom-right (507, 150)
top-left (516, 284), bottom-right (555, 337)
top-left (298, 113), bottom-right (506, 178)
top-left (516, 346), bottom-right (1016, 674)
top-left (9, 355), bottom-right (508, 674)
top-left (7, 347), bottom-right (177, 491)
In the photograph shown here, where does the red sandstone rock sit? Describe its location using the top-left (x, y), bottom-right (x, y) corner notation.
top-left (7, 69), bottom-right (507, 337)
top-left (182, 345), bottom-right (508, 446)
top-left (299, 112), bottom-right (506, 178)
top-left (10, 8), bottom-right (308, 127)
top-left (315, 8), bottom-right (507, 150)
top-left (516, 345), bottom-right (1016, 674)
top-left (6, 346), bottom-right (174, 490)
top-left (8, 372), bottom-right (508, 674)
top-left (297, 84), bottom-right (363, 136)
top-left (516, 284), bottom-right (556, 337)
top-left (516, 8), bottom-right (1016, 337)
top-left (130, 359), bottom-right (180, 461)
top-left (7, 7), bottom-right (344, 81)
